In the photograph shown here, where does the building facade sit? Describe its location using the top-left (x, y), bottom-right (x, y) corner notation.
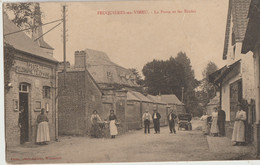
top-left (241, 0), bottom-right (260, 157)
top-left (58, 69), bottom-right (103, 135)
top-left (209, 0), bottom-right (256, 140)
top-left (4, 14), bottom-right (58, 146)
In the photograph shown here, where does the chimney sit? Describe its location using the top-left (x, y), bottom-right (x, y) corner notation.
top-left (74, 50), bottom-right (86, 68)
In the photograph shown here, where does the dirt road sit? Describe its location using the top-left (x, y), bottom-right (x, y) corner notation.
top-left (6, 120), bottom-right (254, 163)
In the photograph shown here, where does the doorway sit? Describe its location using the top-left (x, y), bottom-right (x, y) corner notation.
top-left (19, 83), bottom-right (29, 144)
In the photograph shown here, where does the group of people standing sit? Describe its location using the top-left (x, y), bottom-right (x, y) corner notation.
top-left (142, 106), bottom-right (177, 134)
top-left (90, 109), bottom-right (118, 139)
top-left (201, 103), bottom-right (247, 146)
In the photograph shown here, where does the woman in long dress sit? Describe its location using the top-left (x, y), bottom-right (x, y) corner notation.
top-left (108, 110), bottom-right (118, 139)
top-left (200, 112), bottom-right (209, 135)
top-left (90, 110), bottom-right (102, 138)
top-left (232, 104), bottom-right (247, 146)
top-left (210, 108), bottom-right (219, 137)
top-left (36, 108), bottom-right (50, 145)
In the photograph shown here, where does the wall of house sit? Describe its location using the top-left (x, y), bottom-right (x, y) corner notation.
top-left (84, 72), bottom-right (104, 134)
top-left (5, 53), bottom-right (57, 146)
top-left (125, 101), bottom-right (141, 130)
top-left (156, 104), bottom-right (168, 126)
top-left (58, 71), bottom-right (86, 135)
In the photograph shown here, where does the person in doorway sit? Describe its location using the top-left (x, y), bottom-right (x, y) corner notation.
top-left (217, 106), bottom-right (226, 137)
top-left (142, 109), bottom-right (152, 134)
top-left (210, 107), bottom-right (219, 137)
top-left (152, 106), bottom-right (161, 134)
top-left (232, 103), bottom-right (247, 146)
top-left (36, 108), bottom-right (50, 145)
top-left (168, 109), bottom-right (177, 134)
top-left (108, 110), bottom-right (118, 139)
top-left (18, 106), bottom-right (26, 144)
top-left (90, 110), bottom-right (102, 138)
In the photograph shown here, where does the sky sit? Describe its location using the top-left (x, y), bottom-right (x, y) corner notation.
top-left (38, 0), bottom-right (229, 80)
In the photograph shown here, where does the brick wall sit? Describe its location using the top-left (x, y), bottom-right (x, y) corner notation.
top-left (5, 55), bottom-right (57, 146)
top-left (126, 101), bottom-right (141, 130)
top-left (58, 70), bottom-right (103, 136)
top-left (58, 71), bottom-right (86, 135)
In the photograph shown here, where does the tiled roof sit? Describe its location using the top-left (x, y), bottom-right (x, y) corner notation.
top-left (223, 0), bottom-right (251, 59)
top-left (3, 14), bottom-right (57, 63)
top-left (147, 95), bottom-right (167, 105)
top-left (84, 48), bottom-right (138, 87)
top-left (127, 91), bottom-right (141, 102)
top-left (130, 91), bottom-right (153, 103)
top-left (38, 39), bottom-right (54, 50)
top-left (160, 95), bottom-right (184, 105)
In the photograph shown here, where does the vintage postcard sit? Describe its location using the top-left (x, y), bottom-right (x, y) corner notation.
top-left (2, 0), bottom-right (260, 164)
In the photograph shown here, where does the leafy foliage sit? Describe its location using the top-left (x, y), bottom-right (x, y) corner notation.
top-left (4, 44), bottom-right (16, 90)
top-left (4, 3), bottom-right (43, 30)
top-left (129, 68), bottom-right (144, 86)
top-left (196, 61), bottom-right (219, 111)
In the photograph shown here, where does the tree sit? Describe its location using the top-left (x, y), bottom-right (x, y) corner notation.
top-left (4, 3), bottom-right (43, 30)
top-left (174, 52), bottom-right (200, 115)
top-left (197, 61), bottom-right (219, 106)
top-left (129, 68), bottom-right (144, 86)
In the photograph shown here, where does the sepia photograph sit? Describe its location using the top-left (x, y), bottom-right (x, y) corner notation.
top-left (2, 0), bottom-right (260, 164)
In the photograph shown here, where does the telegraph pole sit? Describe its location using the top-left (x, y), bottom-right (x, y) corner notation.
top-left (63, 5), bottom-right (67, 85)
top-left (181, 87), bottom-right (184, 102)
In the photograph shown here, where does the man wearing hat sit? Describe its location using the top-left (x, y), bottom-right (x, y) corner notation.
top-left (152, 105), bottom-right (161, 134)
top-left (217, 106), bottom-right (226, 137)
top-left (142, 109), bottom-right (152, 134)
top-left (168, 108), bottom-right (177, 134)
top-left (232, 103), bottom-right (247, 145)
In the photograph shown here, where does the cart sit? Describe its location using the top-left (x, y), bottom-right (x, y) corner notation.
top-left (177, 113), bottom-right (192, 131)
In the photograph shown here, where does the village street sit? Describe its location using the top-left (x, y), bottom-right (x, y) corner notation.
top-left (6, 120), bottom-right (255, 164)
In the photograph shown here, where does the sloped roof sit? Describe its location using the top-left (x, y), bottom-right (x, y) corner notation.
top-left (38, 39), bottom-right (54, 50)
top-left (209, 60), bottom-right (241, 84)
top-left (3, 14), bottom-right (57, 63)
top-left (147, 95), bottom-right (167, 105)
top-left (242, 0), bottom-right (260, 53)
top-left (127, 91), bottom-right (141, 102)
top-left (223, 0), bottom-right (251, 60)
top-left (84, 48), bottom-right (138, 87)
top-left (130, 91), bottom-right (153, 103)
top-left (160, 95), bottom-right (184, 105)
top-left (62, 67), bottom-right (103, 95)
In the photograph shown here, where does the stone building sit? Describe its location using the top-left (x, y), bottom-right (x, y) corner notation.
top-left (209, 0), bottom-right (256, 141)
top-left (4, 14), bottom-right (58, 146)
top-left (147, 95), bottom-right (168, 126)
top-left (126, 91), bottom-right (142, 130)
top-left (58, 68), bottom-right (103, 135)
top-left (241, 0), bottom-right (260, 157)
top-left (159, 94), bottom-right (185, 115)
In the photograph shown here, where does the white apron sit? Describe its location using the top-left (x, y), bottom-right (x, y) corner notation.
top-left (36, 121), bottom-right (50, 142)
top-left (109, 120), bottom-right (118, 136)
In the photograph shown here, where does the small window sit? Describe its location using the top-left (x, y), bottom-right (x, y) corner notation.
top-left (43, 86), bottom-right (51, 98)
top-left (19, 83), bottom-right (29, 93)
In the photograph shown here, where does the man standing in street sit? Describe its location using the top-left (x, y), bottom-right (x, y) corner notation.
top-left (152, 106), bottom-right (161, 134)
top-left (168, 108), bottom-right (177, 134)
top-left (217, 106), bottom-right (226, 137)
top-left (142, 109), bottom-right (152, 134)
